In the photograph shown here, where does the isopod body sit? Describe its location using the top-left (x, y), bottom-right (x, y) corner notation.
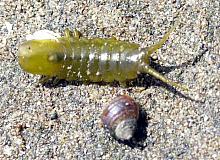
top-left (101, 95), bottom-right (139, 140)
top-left (18, 26), bottom-right (188, 90)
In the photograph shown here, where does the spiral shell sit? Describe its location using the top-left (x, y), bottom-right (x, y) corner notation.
top-left (101, 95), bottom-right (139, 141)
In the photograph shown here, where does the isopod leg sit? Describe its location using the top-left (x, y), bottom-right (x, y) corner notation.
top-left (119, 81), bottom-right (128, 88)
top-left (146, 22), bottom-right (178, 59)
top-left (143, 66), bottom-right (189, 91)
top-left (39, 75), bottom-right (52, 84)
top-left (64, 28), bottom-right (82, 39)
top-left (64, 28), bottom-right (73, 38)
top-left (39, 76), bottom-right (62, 86)
top-left (73, 29), bottom-right (82, 38)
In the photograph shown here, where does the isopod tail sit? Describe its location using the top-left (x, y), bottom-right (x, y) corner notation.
top-left (142, 65), bottom-right (189, 91)
top-left (144, 22), bottom-right (178, 63)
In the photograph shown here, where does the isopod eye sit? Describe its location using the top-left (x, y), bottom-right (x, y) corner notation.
top-left (48, 53), bottom-right (65, 63)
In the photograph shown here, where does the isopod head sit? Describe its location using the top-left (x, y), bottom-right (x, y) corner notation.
top-left (18, 39), bottom-right (66, 76)
top-left (101, 95), bottom-right (139, 141)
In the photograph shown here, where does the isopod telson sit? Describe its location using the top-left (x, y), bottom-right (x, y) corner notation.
top-left (18, 24), bottom-right (188, 90)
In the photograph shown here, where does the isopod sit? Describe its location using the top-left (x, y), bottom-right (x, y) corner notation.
top-left (101, 95), bottom-right (139, 140)
top-left (18, 24), bottom-right (188, 90)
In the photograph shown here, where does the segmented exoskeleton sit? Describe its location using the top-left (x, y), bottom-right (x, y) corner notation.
top-left (18, 24), bottom-right (188, 90)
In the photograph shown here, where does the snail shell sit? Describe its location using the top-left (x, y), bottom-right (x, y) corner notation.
top-left (101, 95), bottom-right (139, 141)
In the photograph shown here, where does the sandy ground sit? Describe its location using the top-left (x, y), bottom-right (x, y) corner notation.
top-left (0, 0), bottom-right (219, 159)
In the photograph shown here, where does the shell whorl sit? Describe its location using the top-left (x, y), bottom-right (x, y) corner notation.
top-left (101, 95), bottom-right (139, 140)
